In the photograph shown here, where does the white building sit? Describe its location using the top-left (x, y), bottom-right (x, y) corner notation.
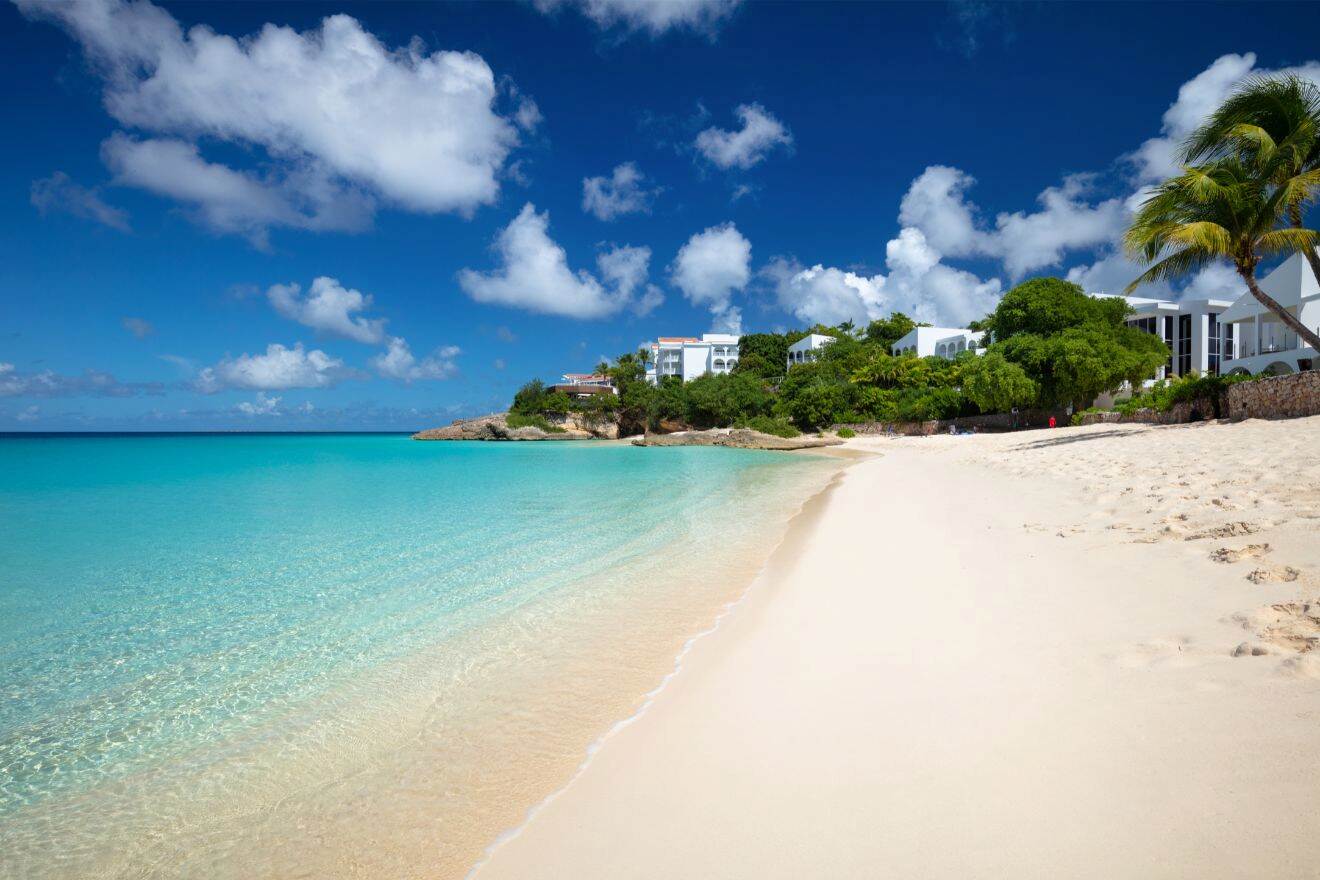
top-left (890, 326), bottom-right (985, 359)
top-left (560, 373), bottom-right (612, 388)
top-left (550, 373), bottom-right (617, 397)
top-left (786, 333), bottom-right (834, 369)
top-left (1217, 252), bottom-right (1319, 376)
top-left (645, 334), bottom-right (740, 384)
top-left (1113, 295), bottom-right (1235, 379)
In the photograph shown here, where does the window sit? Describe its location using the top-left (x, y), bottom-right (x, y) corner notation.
top-left (1163, 316), bottom-right (1175, 377)
top-left (1177, 314), bottom-right (1192, 376)
top-left (1207, 313), bottom-right (1221, 375)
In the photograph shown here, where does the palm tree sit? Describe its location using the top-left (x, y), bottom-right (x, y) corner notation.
top-left (1124, 157), bottom-right (1320, 353)
top-left (1182, 74), bottom-right (1320, 286)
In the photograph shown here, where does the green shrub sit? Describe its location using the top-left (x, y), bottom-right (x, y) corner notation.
top-left (736, 415), bottom-right (801, 438)
top-left (505, 412), bottom-right (566, 433)
top-left (837, 426), bottom-right (856, 438)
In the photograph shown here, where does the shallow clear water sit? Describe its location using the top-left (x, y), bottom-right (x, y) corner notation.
top-left (0, 434), bottom-right (838, 878)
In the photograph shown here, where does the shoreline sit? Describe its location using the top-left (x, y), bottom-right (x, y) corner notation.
top-left (473, 418), bottom-right (1320, 879)
top-left (0, 441), bottom-right (853, 880)
top-left (465, 462), bottom-right (859, 879)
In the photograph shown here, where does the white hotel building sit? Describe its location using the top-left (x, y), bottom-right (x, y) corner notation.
top-left (1115, 252), bottom-right (1319, 379)
top-left (645, 334), bottom-right (740, 384)
top-left (786, 333), bottom-right (835, 368)
top-left (1218, 252), bottom-right (1319, 376)
top-left (890, 327), bottom-right (985, 359)
top-left (1114, 295), bottom-right (1234, 379)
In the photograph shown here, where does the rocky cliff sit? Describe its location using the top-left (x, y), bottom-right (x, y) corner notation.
top-left (412, 413), bottom-right (593, 441)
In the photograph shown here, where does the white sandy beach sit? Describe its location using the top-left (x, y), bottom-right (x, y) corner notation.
top-left (474, 417), bottom-right (1320, 879)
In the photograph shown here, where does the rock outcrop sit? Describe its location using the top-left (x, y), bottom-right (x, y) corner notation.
top-left (412, 413), bottom-right (593, 441)
top-left (630, 428), bottom-right (843, 450)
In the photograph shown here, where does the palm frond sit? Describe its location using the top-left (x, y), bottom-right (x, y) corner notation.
top-left (1256, 226), bottom-right (1320, 256)
top-left (1124, 246), bottom-right (1216, 294)
top-left (1164, 221), bottom-right (1234, 254)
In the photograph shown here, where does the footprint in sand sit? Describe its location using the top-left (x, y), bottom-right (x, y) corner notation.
top-left (1246, 565), bottom-right (1301, 585)
top-left (1209, 544), bottom-right (1272, 564)
top-left (1234, 602), bottom-right (1320, 654)
top-left (1278, 654), bottom-right (1320, 679)
top-left (1183, 521), bottom-right (1261, 541)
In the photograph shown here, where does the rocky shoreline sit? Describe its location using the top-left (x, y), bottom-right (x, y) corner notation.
top-left (630, 428), bottom-right (843, 450)
top-left (412, 413), bottom-right (594, 441)
top-left (412, 416), bottom-right (841, 451)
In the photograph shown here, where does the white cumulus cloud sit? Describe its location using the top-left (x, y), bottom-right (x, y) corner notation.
top-left (670, 222), bottom-right (750, 332)
top-left (897, 166), bottom-right (1125, 280)
top-left (18, 0), bottom-right (529, 242)
top-left (582, 162), bottom-right (659, 221)
top-left (194, 343), bottom-right (352, 393)
top-left (767, 227), bottom-right (1000, 329)
top-left (695, 103), bottom-right (792, 170)
top-left (267, 277), bottom-right (387, 345)
top-left (371, 337), bottom-right (461, 382)
top-left (235, 392), bottom-right (281, 416)
top-left (458, 203), bottom-right (660, 318)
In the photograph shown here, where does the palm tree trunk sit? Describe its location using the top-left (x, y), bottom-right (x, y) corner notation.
top-left (1287, 205), bottom-right (1320, 290)
top-left (1240, 265), bottom-right (1320, 353)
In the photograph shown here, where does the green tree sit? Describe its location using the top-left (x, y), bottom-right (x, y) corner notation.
top-left (850, 350), bottom-right (932, 388)
top-left (1124, 158), bottom-right (1320, 352)
top-left (1182, 74), bottom-right (1320, 288)
top-left (682, 372), bottom-right (771, 428)
top-left (776, 361), bottom-right (849, 430)
top-left (510, 380), bottom-right (548, 414)
top-left (601, 349), bottom-right (656, 436)
top-left (961, 350), bottom-right (1038, 413)
top-left (540, 391), bottom-right (572, 414)
top-left (982, 277), bottom-right (1167, 410)
top-left (864, 312), bottom-right (917, 351)
top-left (647, 376), bottom-right (687, 428)
top-left (732, 332), bottom-right (791, 378)
top-left (982, 277), bottom-right (1128, 340)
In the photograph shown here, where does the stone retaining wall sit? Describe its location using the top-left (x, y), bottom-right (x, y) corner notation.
top-left (1075, 372), bottom-right (1320, 426)
top-left (837, 408), bottom-right (1069, 436)
top-left (1225, 370), bottom-right (1320, 420)
top-left (1075, 398), bottom-right (1214, 426)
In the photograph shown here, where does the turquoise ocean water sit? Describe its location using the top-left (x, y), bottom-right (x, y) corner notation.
top-left (0, 434), bottom-right (838, 878)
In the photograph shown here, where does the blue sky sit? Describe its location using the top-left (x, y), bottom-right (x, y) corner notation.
top-left (3, 0), bottom-right (1319, 430)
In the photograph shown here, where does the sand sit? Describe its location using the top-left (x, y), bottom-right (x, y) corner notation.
top-left (472, 417), bottom-right (1320, 879)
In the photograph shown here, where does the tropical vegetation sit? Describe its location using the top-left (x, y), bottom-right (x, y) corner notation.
top-left (507, 276), bottom-right (1169, 436)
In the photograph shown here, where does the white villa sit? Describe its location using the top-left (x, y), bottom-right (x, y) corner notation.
top-left (1112, 252), bottom-right (1319, 378)
top-left (1113, 295), bottom-right (1235, 379)
top-left (890, 326), bottom-right (985, 359)
top-left (560, 373), bottom-right (612, 387)
top-left (786, 333), bottom-right (834, 369)
top-left (549, 373), bottom-right (617, 397)
top-left (645, 334), bottom-right (740, 384)
top-left (1218, 252), bottom-right (1319, 376)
